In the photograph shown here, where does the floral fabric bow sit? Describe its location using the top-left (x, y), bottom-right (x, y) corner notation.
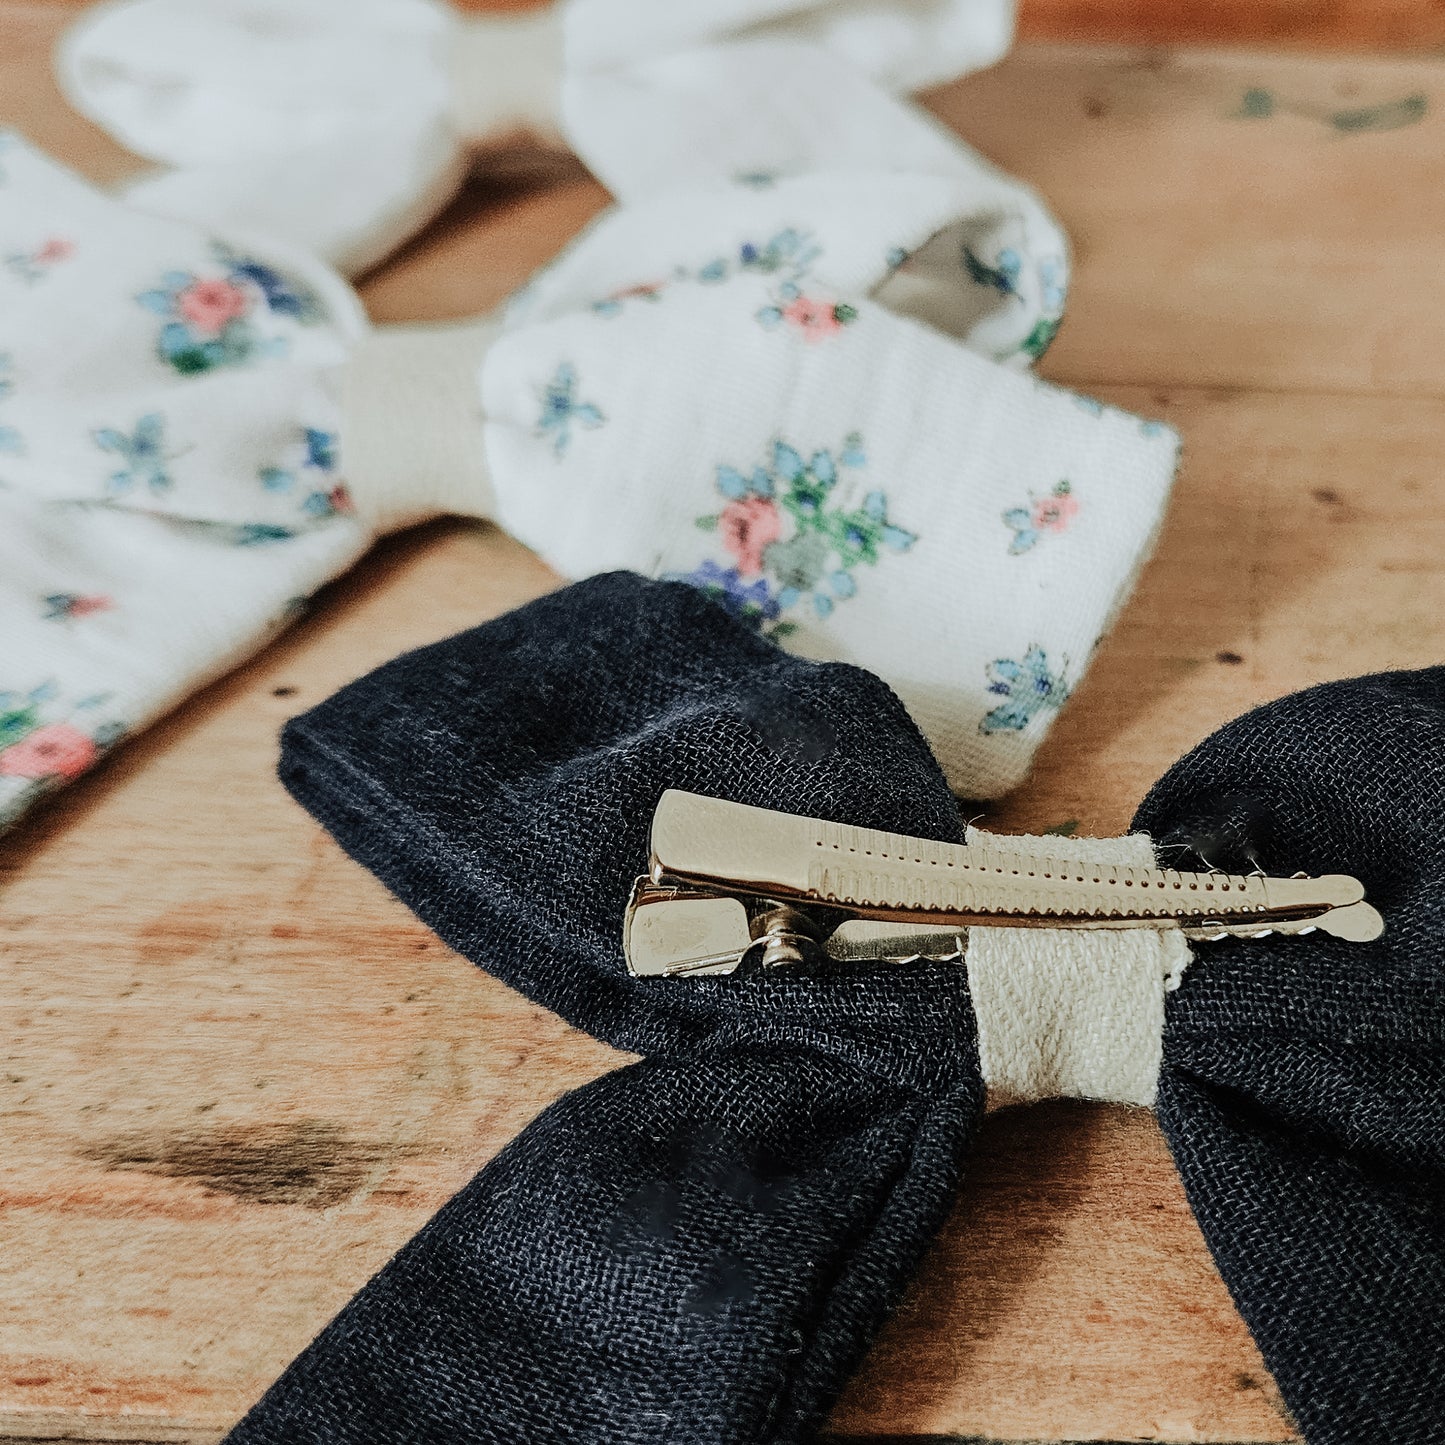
top-left (58, 0), bottom-right (1016, 274)
top-left (227, 572), bottom-right (1443, 1444)
top-left (0, 111), bottom-right (1176, 830)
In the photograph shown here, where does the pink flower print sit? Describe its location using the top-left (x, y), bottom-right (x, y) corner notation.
top-left (35, 237), bottom-right (75, 265)
top-left (719, 496), bottom-right (783, 577)
top-left (781, 295), bottom-right (856, 342)
top-left (0, 723), bottom-right (98, 781)
top-left (44, 592), bottom-right (115, 621)
top-left (176, 278), bottom-right (250, 337)
top-left (1031, 489), bottom-right (1080, 534)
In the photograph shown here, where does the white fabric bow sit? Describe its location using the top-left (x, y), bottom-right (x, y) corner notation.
top-left (57, 0), bottom-right (1017, 274)
top-left (0, 109), bottom-right (1175, 832)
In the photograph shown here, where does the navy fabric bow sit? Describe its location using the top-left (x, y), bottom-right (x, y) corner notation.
top-left (229, 572), bottom-right (1443, 1445)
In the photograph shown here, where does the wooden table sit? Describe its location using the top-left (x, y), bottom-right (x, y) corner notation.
top-left (4, 7), bottom-right (1445, 1441)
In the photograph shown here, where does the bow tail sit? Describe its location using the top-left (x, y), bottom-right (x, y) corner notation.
top-left (224, 1042), bottom-right (985, 1445)
top-left (1159, 1065), bottom-right (1445, 1444)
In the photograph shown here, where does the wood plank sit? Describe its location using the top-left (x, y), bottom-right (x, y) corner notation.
top-left (1015, 0), bottom-right (1445, 52)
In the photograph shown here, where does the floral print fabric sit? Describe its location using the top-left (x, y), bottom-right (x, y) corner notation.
top-left (3, 46), bottom-right (1177, 824)
top-left (674, 435), bottom-right (915, 636)
top-left (481, 168), bottom-right (1180, 797)
top-left (137, 245), bottom-right (325, 375)
top-left (0, 133), bottom-right (369, 830)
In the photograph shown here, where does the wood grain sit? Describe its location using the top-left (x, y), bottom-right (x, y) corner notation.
top-left (1016, 0), bottom-right (1445, 51)
top-left (5, 5), bottom-right (1445, 1443)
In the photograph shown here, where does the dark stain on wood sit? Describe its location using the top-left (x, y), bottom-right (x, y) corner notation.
top-left (81, 1119), bottom-right (400, 1208)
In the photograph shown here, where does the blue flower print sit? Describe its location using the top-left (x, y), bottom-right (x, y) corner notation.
top-left (673, 557), bottom-right (782, 629)
top-left (94, 413), bottom-right (175, 495)
top-left (536, 363), bottom-right (605, 458)
top-left (222, 251), bottom-right (322, 321)
top-left (234, 524), bottom-right (298, 546)
top-left (258, 427), bottom-right (350, 519)
top-left (964, 246), bottom-right (1022, 298)
top-left (980, 647), bottom-right (1071, 733)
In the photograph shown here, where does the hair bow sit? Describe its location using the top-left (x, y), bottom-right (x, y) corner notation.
top-left (220, 572), bottom-right (1441, 1444)
top-left (0, 129), bottom-right (1176, 830)
top-left (57, 0), bottom-right (1016, 275)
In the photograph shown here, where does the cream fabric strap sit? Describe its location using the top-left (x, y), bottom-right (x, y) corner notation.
top-left (966, 830), bottom-right (1193, 1108)
top-left (448, 11), bottom-right (567, 151)
top-left (338, 319), bottom-right (498, 535)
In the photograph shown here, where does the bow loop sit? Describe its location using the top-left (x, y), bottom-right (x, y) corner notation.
top-left (280, 572), bottom-right (966, 1057)
top-left (1135, 668), bottom-right (1445, 1445)
top-left (481, 259), bottom-right (1175, 793)
top-left (1141, 668), bottom-right (1445, 901)
top-left (263, 577), bottom-right (990, 1441)
top-left (226, 1040), bottom-right (983, 1444)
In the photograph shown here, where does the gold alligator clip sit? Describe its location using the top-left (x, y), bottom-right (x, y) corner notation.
top-left (623, 791), bottom-right (1385, 978)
